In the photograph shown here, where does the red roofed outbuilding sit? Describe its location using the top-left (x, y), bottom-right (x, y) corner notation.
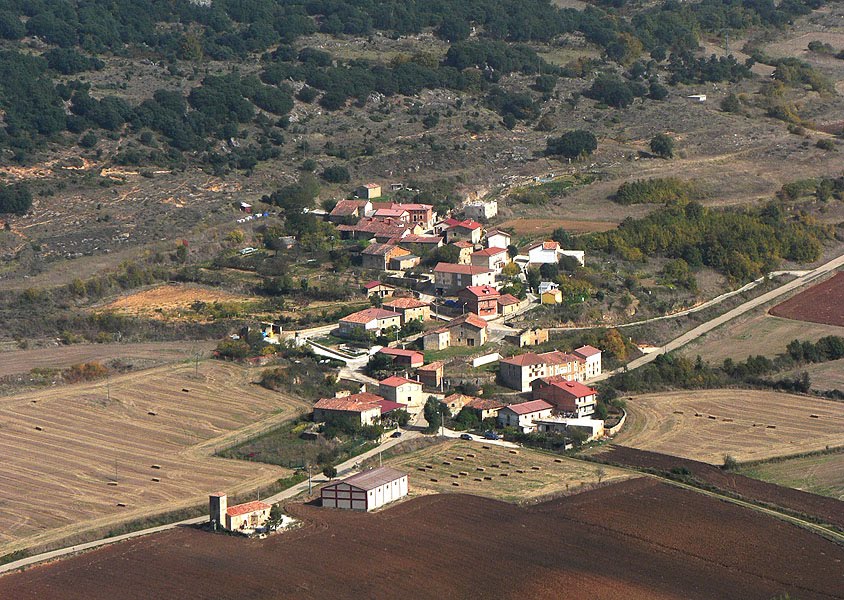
top-left (457, 285), bottom-right (500, 318)
top-left (532, 377), bottom-right (598, 418)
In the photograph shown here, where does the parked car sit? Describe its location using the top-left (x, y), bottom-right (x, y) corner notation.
top-left (390, 431), bottom-right (402, 438)
top-left (459, 433), bottom-right (473, 440)
top-left (483, 431), bottom-right (499, 440)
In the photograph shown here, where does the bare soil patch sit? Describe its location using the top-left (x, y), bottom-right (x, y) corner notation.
top-left (613, 389), bottom-right (844, 464)
top-left (1, 479), bottom-right (841, 600)
top-left (597, 446), bottom-right (844, 530)
top-left (769, 272), bottom-right (844, 327)
top-left (0, 361), bottom-right (309, 556)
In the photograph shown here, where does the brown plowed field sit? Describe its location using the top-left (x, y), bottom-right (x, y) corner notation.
top-left (769, 272), bottom-right (844, 327)
top-left (2, 479), bottom-right (842, 600)
top-left (614, 389), bottom-right (844, 463)
top-left (96, 283), bottom-right (258, 319)
top-left (0, 361), bottom-right (308, 557)
top-left (597, 446), bottom-right (844, 531)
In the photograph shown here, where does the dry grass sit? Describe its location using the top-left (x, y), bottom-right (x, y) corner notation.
top-left (96, 283), bottom-right (259, 320)
top-left (385, 440), bottom-right (629, 503)
top-left (680, 312), bottom-right (844, 362)
top-left (613, 389), bottom-right (844, 464)
top-left (738, 452), bottom-right (844, 501)
top-left (500, 218), bottom-right (617, 236)
top-left (0, 361), bottom-right (309, 556)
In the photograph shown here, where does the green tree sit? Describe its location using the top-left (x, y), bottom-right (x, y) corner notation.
top-left (545, 130), bottom-right (597, 159)
top-left (0, 184), bottom-right (32, 215)
top-left (423, 396), bottom-right (443, 434)
top-left (650, 133), bottom-right (674, 158)
top-left (322, 465), bottom-right (337, 480)
top-left (720, 93), bottom-right (741, 113)
top-left (265, 503), bottom-right (284, 530)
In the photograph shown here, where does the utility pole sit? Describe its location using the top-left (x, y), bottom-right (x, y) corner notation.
top-left (307, 465), bottom-right (312, 495)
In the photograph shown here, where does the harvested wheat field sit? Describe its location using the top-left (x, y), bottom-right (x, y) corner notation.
top-left (614, 390), bottom-right (844, 464)
top-left (97, 283), bottom-right (258, 319)
top-left (1, 479), bottom-right (842, 600)
top-left (769, 272), bottom-right (844, 327)
top-left (0, 361), bottom-right (308, 557)
top-left (385, 440), bottom-right (629, 502)
top-left (739, 452), bottom-right (844, 502)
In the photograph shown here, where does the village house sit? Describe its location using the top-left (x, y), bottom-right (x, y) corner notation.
top-left (535, 417), bottom-right (605, 441)
top-left (209, 493), bottom-right (271, 532)
top-left (336, 218), bottom-right (417, 242)
top-left (362, 281), bottom-right (396, 298)
top-left (497, 294), bottom-right (521, 317)
top-left (397, 203), bottom-right (436, 230)
top-left (377, 347), bottom-right (424, 369)
top-left (497, 400), bottom-right (554, 433)
top-left (457, 285), bottom-right (500, 318)
top-left (379, 376), bottom-right (425, 407)
top-left (383, 297), bottom-right (431, 324)
top-left (338, 308), bottom-right (402, 338)
top-left (453, 241), bottom-right (475, 265)
top-left (389, 254), bottom-right (420, 271)
top-left (356, 183), bottom-right (382, 199)
top-left (443, 218), bottom-right (483, 244)
top-left (470, 247), bottom-right (509, 275)
top-left (329, 199), bottom-right (372, 223)
top-left (541, 288), bottom-right (563, 305)
top-left (416, 360), bottom-right (444, 389)
top-left (433, 263), bottom-right (495, 294)
top-left (464, 397), bottom-right (504, 421)
top-left (372, 207), bottom-right (410, 223)
top-left (422, 313), bottom-right (489, 350)
top-left (394, 234), bottom-right (443, 255)
top-left (531, 377), bottom-right (598, 418)
top-left (439, 393), bottom-right (475, 416)
top-left (573, 345), bottom-right (603, 378)
top-left (526, 240), bottom-right (585, 267)
top-left (313, 394), bottom-right (383, 426)
top-left (485, 229), bottom-right (511, 250)
top-left (499, 350), bottom-right (587, 392)
top-left (361, 243), bottom-right (411, 271)
top-left (320, 466), bottom-right (408, 511)
top-left (505, 327), bottom-right (549, 348)
top-left (463, 199), bottom-right (498, 221)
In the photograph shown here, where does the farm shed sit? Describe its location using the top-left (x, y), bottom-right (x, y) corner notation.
top-left (320, 467), bottom-right (408, 511)
top-left (210, 493), bottom-right (271, 532)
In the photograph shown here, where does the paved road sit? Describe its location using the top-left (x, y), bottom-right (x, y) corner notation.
top-left (0, 429), bottom-right (419, 575)
top-left (591, 254), bottom-right (844, 382)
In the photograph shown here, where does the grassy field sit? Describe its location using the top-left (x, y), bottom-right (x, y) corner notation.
top-left (781, 358), bottom-right (844, 391)
top-left (0, 361), bottom-right (310, 556)
top-left (613, 389), bottom-right (844, 464)
top-left (383, 440), bottom-right (629, 503)
top-left (737, 452), bottom-right (844, 501)
top-left (680, 312), bottom-right (844, 363)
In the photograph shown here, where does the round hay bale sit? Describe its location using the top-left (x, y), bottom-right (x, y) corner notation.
top-left (516, 469), bottom-right (525, 474)
top-left (554, 458), bottom-right (563, 463)
top-left (476, 467), bottom-right (486, 472)
top-left (430, 478), bottom-right (438, 482)
top-left (508, 450), bottom-right (518, 455)
top-left (452, 482), bottom-right (460, 486)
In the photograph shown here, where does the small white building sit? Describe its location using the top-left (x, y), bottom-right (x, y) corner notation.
top-left (485, 229), bottom-right (511, 250)
top-left (526, 241), bottom-right (585, 266)
top-left (535, 417), bottom-right (605, 441)
top-left (464, 199), bottom-right (498, 220)
top-left (320, 466), bottom-right (408, 511)
top-left (497, 400), bottom-right (554, 433)
top-left (573, 345), bottom-right (602, 379)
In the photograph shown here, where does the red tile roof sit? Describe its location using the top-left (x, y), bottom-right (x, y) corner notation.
top-left (498, 294), bottom-right (520, 306)
top-left (441, 393), bottom-right (476, 406)
top-left (417, 360), bottom-right (444, 372)
top-left (465, 397), bottom-right (504, 411)
top-left (384, 297), bottom-right (429, 309)
top-left (330, 199), bottom-right (366, 217)
top-left (379, 347), bottom-right (424, 360)
top-left (363, 183), bottom-right (380, 189)
top-left (541, 351), bottom-right (584, 365)
top-left (472, 247), bottom-right (508, 257)
top-left (459, 285), bottom-right (500, 299)
top-left (574, 345), bottom-right (602, 358)
top-left (400, 235), bottom-right (442, 244)
top-left (453, 241), bottom-right (474, 249)
top-left (373, 208), bottom-right (408, 218)
top-left (433, 263), bottom-right (491, 275)
top-left (537, 377), bottom-right (596, 398)
top-left (314, 397), bottom-right (381, 412)
top-left (363, 280), bottom-right (394, 290)
top-left (362, 242), bottom-right (403, 256)
top-left (395, 203), bottom-right (433, 212)
top-left (526, 240), bottom-right (560, 252)
top-left (226, 500), bottom-right (271, 517)
top-left (500, 352), bottom-right (545, 367)
top-left (337, 218), bottom-right (411, 236)
top-left (446, 218), bottom-right (482, 231)
top-left (340, 308), bottom-right (401, 324)
top-left (379, 375), bottom-right (422, 388)
top-left (449, 313), bottom-right (488, 330)
top-left (502, 399), bottom-right (554, 415)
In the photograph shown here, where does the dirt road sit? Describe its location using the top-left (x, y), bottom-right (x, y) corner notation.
top-left (592, 253), bottom-right (844, 382)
